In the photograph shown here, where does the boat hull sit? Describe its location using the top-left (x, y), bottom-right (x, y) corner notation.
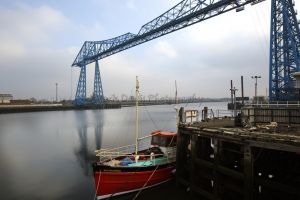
top-left (93, 163), bottom-right (175, 199)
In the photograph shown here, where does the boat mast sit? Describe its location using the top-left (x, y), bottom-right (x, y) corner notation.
top-left (175, 80), bottom-right (180, 126)
top-left (175, 80), bottom-right (178, 104)
top-left (135, 76), bottom-right (139, 155)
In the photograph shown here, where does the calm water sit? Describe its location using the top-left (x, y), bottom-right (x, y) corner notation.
top-left (0, 102), bottom-right (227, 200)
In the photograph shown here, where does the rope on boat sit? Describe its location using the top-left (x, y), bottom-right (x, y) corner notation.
top-left (143, 104), bottom-right (159, 130)
top-left (132, 134), bottom-right (176, 200)
top-left (132, 164), bottom-right (160, 200)
top-left (94, 171), bottom-right (102, 200)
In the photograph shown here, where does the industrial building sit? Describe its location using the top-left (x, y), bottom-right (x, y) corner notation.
top-left (0, 94), bottom-right (13, 104)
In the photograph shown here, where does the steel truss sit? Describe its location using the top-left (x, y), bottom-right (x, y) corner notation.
top-left (269, 0), bottom-right (300, 101)
top-left (75, 65), bottom-right (87, 105)
top-left (72, 0), bottom-right (266, 105)
top-left (72, 0), bottom-right (264, 67)
top-left (72, 0), bottom-right (300, 104)
top-left (93, 60), bottom-right (104, 104)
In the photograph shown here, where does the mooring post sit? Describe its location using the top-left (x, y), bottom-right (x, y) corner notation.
top-left (176, 107), bottom-right (186, 187)
top-left (202, 106), bottom-right (208, 121)
top-left (241, 76), bottom-right (244, 105)
top-left (244, 145), bottom-right (253, 200)
top-left (231, 80), bottom-right (233, 105)
top-left (190, 134), bottom-right (198, 198)
top-left (213, 138), bottom-right (221, 198)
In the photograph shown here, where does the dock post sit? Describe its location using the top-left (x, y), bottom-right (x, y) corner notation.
top-left (241, 76), bottom-right (244, 105)
top-left (190, 134), bottom-right (197, 198)
top-left (213, 138), bottom-right (221, 198)
top-left (176, 107), bottom-right (189, 187)
top-left (244, 145), bottom-right (253, 200)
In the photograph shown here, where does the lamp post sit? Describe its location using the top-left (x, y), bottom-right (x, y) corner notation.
top-left (55, 83), bottom-right (58, 102)
top-left (251, 76), bottom-right (261, 104)
top-left (230, 87), bottom-right (238, 117)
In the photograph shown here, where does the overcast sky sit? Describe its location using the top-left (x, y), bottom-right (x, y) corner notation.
top-left (0, 0), bottom-right (300, 100)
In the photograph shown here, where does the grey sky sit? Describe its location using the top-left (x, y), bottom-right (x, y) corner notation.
top-left (0, 0), bottom-right (299, 100)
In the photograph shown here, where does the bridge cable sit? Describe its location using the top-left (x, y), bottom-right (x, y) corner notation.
top-left (249, 6), bottom-right (269, 61)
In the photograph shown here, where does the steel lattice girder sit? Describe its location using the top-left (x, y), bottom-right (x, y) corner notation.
top-left (72, 0), bottom-right (265, 67)
top-left (75, 65), bottom-right (87, 105)
top-left (269, 0), bottom-right (300, 101)
top-left (93, 60), bottom-right (104, 104)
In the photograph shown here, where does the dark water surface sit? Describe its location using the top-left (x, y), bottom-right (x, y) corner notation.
top-left (0, 102), bottom-right (227, 200)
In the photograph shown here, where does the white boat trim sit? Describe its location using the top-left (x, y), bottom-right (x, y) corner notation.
top-left (96, 179), bottom-right (172, 200)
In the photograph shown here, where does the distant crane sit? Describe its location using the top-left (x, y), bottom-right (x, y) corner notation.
top-left (72, 0), bottom-right (299, 105)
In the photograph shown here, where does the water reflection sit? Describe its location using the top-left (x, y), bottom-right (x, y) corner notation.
top-left (74, 110), bottom-right (104, 176)
top-left (93, 110), bottom-right (104, 150)
top-left (0, 140), bottom-right (14, 199)
top-left (0, 103), bottom-right (227, 200)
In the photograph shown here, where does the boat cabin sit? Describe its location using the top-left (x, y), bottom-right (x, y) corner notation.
top-left (150, 130), bottom-right (177, 163)
top-left (150, 130), bottom-right (177, 147)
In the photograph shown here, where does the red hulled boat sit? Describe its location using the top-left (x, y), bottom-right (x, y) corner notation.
top-left (93, 130), bottom-right (176, 199)
top-left (92, 77), bottom-right (177, 199)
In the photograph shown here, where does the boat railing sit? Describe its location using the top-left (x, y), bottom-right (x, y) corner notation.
top-left (95, 139), bottom-right (151, 163)
top-left (165, 151), bottom-right (176, 163)
top-left (95, 140), bottom-right (176, 164)
top-left (96, 144), bottom-right (135, 163)
top-left (97, 152), bottom-right (175, 165)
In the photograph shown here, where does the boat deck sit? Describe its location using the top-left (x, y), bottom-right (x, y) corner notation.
top-left (128, 156), bottom-right (171, 167)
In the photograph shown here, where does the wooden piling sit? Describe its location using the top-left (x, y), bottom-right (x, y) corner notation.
top-left (176, 111), bottom-right (300, 200)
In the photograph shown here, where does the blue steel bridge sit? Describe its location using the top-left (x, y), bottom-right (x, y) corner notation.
top-left (71, 0), bottom-right (300, 105)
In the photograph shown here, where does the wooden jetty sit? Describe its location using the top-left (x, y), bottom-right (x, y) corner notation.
top-left (176, 106), bottom-right (300, 200)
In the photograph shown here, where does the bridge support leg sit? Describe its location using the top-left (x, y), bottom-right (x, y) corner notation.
top-left (269, 0), bottom-right (300, 101)
top-left (75, 65), bottom-right (87, 105)
top-left (93, 60), bottom-right (104, 104)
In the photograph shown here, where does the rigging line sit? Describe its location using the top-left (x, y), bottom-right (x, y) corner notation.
top-left (143, 104), bottom-right (159, 130)
top-left (132, 165), bottom-right (160, 200)
top-left (161, 116), bottom-right (176, 131)
top-left (133, 132), bottom-right (176, 200)
top-left (126, 104), bottom-right (134, 142)
top-left (161, 119), bottom-right (172, 131)
top-left (93, 171), bottom-right (102, 200)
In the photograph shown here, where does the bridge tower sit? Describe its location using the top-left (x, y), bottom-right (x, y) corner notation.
top-left (93, 60), bottom-right (104, 104)
top-left (75, 65), bottom-right (87, 105)
top-left (74, 61), bottom-right (104, 105)
top-left (269, 0), bottom-right (300, 101)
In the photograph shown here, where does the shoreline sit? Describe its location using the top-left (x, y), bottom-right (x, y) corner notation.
top-left (0, 103), bottom-right (121, 114)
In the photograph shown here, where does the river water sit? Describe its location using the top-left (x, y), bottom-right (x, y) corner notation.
top-left (0, 102), bottom-right (228, 200)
